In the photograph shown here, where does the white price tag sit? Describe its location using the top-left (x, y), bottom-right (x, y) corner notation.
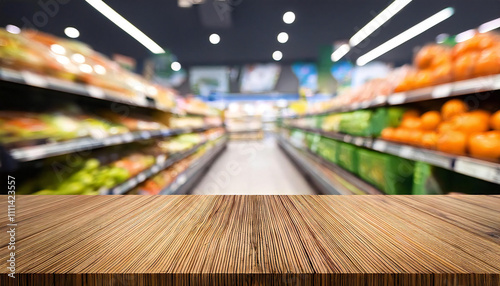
top-left (122, 133), bottom-right (134, 142)
top-left (137, 173), bottom-right (147, 182)
top-left (398, 146), bottom-right (413, 158)
top-left (87, 86), bottom-right (105, 98)
top-left (135, 96), bottom-right (148, 106)
top-left (492, 75), bottom-right (500, 90)
top-left (140, 131), bottom-right (151, 139)
top-left (22, 71), bottom-right (48, 87)
top-left (373, 95), bottom-right (386, 105)
top-left (353, 137), bottom-right (364, 146)
top-left (343, 135), bottom-right (352, 143)
top-left (388, 93), bottom-right (406, 105)
top-left (177, 174), bottom-right (187, 185)
top-left (455, 159), bottom-right (500, 184)
top-left (156, 155), bottom-right (167, 164)
top-left (372, 140), bottom-right (387, 151)
top-left (360, 101), bottom-right (370, 109)
top-left (351, 102), bottom-right (361, 110)
top-left (431, 84), bottom-right (452, 98)
top-left (151, 165), bottom-right (160, 173)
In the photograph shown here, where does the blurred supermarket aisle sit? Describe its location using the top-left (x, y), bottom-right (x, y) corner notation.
top-left (191, 136), bottom-right (317, 195)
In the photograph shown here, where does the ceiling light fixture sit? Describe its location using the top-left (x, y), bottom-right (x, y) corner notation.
top-left (6, 25), bottom-right (21, 34)
top-left (64, 27), bottom-right (80, 39)
top-left (435, 33), bottom-right (449, 44)
top-left (209, 33), bottom-right (220, 44)
top-left (277, 32), bottom-right (289, 43)
top-left (356, 7), bottom-right (454, 66)
top-left (330, 0), bottom-right (412, 62)
top-left (455, 29), bottom-right (476, 43)
top-left (331, 44), bottom-right (350, 62)
top-left (85, 0), bottom-right (165, 54)
top-left (272, 51), bottom-right (283, 61)
top-left (283, 11), bottom-right (295, 24)
top-left (478, 17), bottom-right (500, 33)
top-left (350, 0), bottom-right (412, 47)
top-left (171, 61), bottom-right (181, 71)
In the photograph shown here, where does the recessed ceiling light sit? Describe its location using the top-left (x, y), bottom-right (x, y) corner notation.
top-left (331, 44), bottom-right (350, 62)
top-left (64, 27), bottom-right (80, 39)
top-left (6, 25), bottom-right (21, 34)
top-left (283, 11), bottom-right (295, 24)
top-left (85, 0), bottom-right (165, 54)
top-left (277, 32), bottom-right (289, 43)
top-left (478, 17), bottom-right (500, 33)
top-left (356, 7), bottom-right (454, 66)
top-left (209, 33), bottom-right (220, 44)
top-left (272, 51), bottom-right (283, 61)
top-left (171, 61), bottom-right (181, 71)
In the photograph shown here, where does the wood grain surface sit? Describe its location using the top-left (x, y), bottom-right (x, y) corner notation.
top-left (0, 195), bottom-right (499, 285)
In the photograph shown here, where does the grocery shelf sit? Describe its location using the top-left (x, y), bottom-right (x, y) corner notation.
top-left (278, 135), bottom-right (383, 195)
top-left (6, 125), bottom-right (222, 163)
top-left (105, 135), bottom-right (226, 195)
top-left (227, 129), bottom-right (264, 134)
top-left (161, 138), bottom-right (228, 195)
top-left (0, 67), bottom-right (211, 117)
top-left (283, 125), bottom-right (500, 185)
top-left (286, 74), bottom-right (500, 119)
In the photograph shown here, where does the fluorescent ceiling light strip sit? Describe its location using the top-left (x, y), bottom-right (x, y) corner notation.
top-left (455, 29), bottom-right (476, 43)
top-left (86, 0), bottom-right (165, 54)
top-left (349, 0), bottom-right (412, 47)
top-left (356, 7), bottom-right (454, 66)
top-left (478, 17), bottom-right (500, 33)
top-left (331, 0), bottom-right (412, 62)
top-left (331, 44), bottom-right (350, 62)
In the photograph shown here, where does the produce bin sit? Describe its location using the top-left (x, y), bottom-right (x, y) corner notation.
top-left (317, 136), bottom-right (339, 164)
top-left (357, 148), bottom-right (414, 195)
top-left (337, 142), bottom-right (359, 174)
top-left (339, 110), bottom-right (373, 137)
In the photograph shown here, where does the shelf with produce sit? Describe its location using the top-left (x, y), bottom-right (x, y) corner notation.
top-left (278, 135), bottom-right (382, 195)
top-left (159, 137), bottom-right (228, 195)
top-left (227, 129), bottom-right (264, 134)
top-left (285, 74), bottom-right (500, 119)
top-left (0, 67), bottom-right (166, 112)
top-left (105, 135), bottom-right (226, 195)
top-left (283, 124), bottom-right (500, 185)
top-left (5, 125), bottom-right (223, 164)
top-left (0, 67), bottom-right (216, 117)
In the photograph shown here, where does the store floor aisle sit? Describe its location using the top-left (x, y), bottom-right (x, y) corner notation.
top-left (191, 136), bottom-right (317, 195)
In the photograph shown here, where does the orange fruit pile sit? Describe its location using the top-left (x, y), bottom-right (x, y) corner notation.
top-left (395, 33), bottom-right (500, 92)
top-left (380, 99), bottom-right (500, 160)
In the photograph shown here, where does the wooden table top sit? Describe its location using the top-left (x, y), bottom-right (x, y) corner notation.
top-left (1, 195), bottom-right (499, 285)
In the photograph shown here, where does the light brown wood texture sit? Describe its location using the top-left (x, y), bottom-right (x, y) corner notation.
top-left (1, 195), bottom-right (499, 285)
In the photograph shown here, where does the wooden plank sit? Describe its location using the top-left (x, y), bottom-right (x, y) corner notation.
top-left (0, 195), bottom-right (499, 285)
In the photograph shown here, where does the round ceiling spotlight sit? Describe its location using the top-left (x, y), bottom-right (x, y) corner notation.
top-left (209, 33), bottom-right (220, 44)
top-left (64, 27), bottom-right (80, 39)
top-left (283, 11), bottom-right (295, 24)
top-left (6, 25), bottom-right (21, 34)
top-left (277, 32), bottom-right (289, 43)
top-left (272, 51), bottom-right (283, 61)
top-left (171, 61), bottom-right (181, 71)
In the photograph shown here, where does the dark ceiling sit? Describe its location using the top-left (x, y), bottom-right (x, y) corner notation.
top-left (1, 0), bottom-right (500, 70)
